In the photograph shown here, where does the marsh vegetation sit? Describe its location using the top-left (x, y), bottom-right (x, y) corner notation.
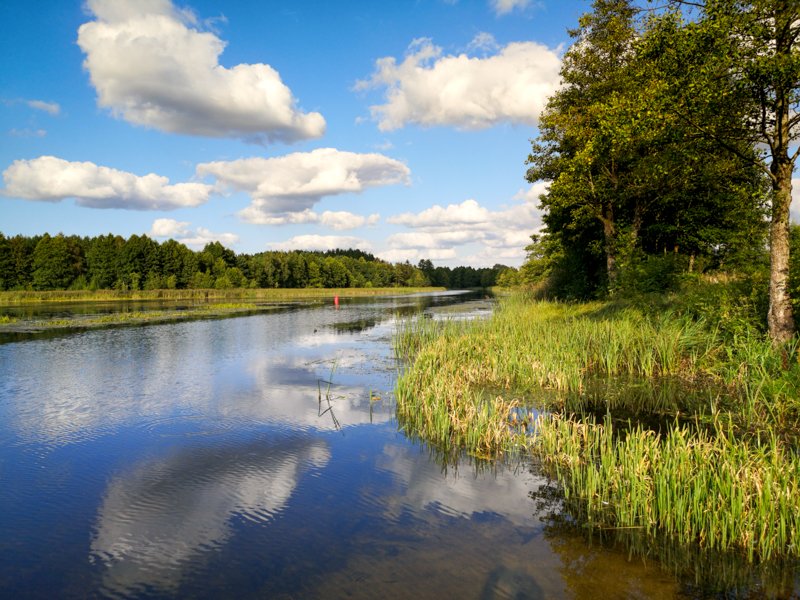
top-left (395, 287), bottom-right (800, 563)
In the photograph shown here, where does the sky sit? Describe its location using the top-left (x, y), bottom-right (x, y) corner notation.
top-left (2, 1), bottom-right (797, 268)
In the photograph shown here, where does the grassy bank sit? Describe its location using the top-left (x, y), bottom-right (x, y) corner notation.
top-left (394, 293), bottom-right (800, 560)
top-left (0, 287), bottom-right (445, 335)
top-left (0, 302), bottom-right (274, 333)
top-left (0, 286), bottom-right (444, 306)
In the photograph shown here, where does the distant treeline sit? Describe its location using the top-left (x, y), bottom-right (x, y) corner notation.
top-left (0, 232), bottom-right (508, 291)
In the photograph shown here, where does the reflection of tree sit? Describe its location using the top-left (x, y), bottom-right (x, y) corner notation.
top-left (91, 436), bottom-right (329, 596)
top-left (530, 481), bottom-right (799, 598)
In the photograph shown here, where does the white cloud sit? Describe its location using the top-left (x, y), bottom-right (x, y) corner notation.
top-left (356, 37), bottom-right (561, 131)
top-left (512, 180), bottom-right (549, 205)
top-left (386, 230), bottom-right (475, 249)
top-left (77, 0), bottom-right (325, 144)
top-left (2, 155), bottom-right (212, 210)
top-left (149, 218), bottom-right (238, 248)
top-left (388, 199), bottom-right (490, 228)
top-left (268, 235), bottom-right (372, 252)
top-left (491, 0), bottom-right (533, 16)
top-left (320, 211), bottom-right (380, 230)
top-left (197, 148), bottom-right (409, 223)
top-left (792, 178), bottom-right (800, 223)
top-left (466, 32), bottom-right (499, 54)
top-left (377, 248), bottom-right (457, 263)
top-left (150, 217), bottom-right (190, 237)
top-left (26, 99), bottom-right (61, 116)
top-left (383, 185), bottom-right (546, 266)
top-left (180, 227), bottom-right (239, 249)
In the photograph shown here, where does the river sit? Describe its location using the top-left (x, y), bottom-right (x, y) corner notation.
top-left (0, 292), bottom-right (795, 598)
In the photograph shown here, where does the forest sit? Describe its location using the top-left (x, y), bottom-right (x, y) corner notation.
top-left (0, 232), bottom-right (507, 292)
top-left (495, 0), bottom-right (800, 344)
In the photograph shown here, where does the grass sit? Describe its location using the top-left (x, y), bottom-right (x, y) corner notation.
top-left (2, 302), bottom-right (271, 333)
top-left (394, 293), bottom-right (800, 560)
top-left (0, 287), bottom-right (445, 335)
top-left (0, 286), bottom-right (443, 305)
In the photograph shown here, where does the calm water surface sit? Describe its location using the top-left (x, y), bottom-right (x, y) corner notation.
top-left (0, 293), bottom-right (795, 598)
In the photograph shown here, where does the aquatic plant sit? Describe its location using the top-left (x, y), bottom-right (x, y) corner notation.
top-left (394, 294), bottom-right (800, 560)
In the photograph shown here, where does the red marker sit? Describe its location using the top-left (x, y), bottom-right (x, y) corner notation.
top-left (334, 295), bottom-right (339, 307)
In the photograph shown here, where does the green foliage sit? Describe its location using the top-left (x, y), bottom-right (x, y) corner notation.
top-left (525, 0), bottom-right (771, 304)
top-left (0, 231), bottom-right (462, 292)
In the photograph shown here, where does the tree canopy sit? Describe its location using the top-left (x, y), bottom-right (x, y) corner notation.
top-left (524, 0), bottom-right (796, 342)
top-left (0, 232), bottom-right (506, 292)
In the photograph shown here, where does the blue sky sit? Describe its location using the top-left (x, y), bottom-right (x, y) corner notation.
top-left (5, 0), bottom-right (754, 268)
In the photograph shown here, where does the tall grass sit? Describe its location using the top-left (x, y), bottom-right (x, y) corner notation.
top-left (394, 294), bottom-right (800, 560)
top-left (532, 414), bottom-right (800, 560)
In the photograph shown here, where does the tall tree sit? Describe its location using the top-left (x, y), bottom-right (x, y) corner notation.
top-left (527, 0), bottom-right (640, 292)
top-left (651, 1), bottom-right (800, 341)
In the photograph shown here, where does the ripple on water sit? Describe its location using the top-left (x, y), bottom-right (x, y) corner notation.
top-left (89, 430), bottom-right (331, 596)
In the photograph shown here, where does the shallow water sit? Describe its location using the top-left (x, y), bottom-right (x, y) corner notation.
top-left (0, 292), bottom-right (796, 598)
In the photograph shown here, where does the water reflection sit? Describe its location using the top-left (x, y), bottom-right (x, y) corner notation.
top-left (3, 303), bottom-right (405, 446)
top-left (1, 291), bottom-right (791, 598)
top-left (92, 435), bottom-right (329, 596)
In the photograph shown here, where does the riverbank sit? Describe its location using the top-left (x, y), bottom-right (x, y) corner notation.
top-left (0, 287), bottom-right (445, 336)
top-left (0, 286), bottom-right (444, 305)
top-left (395, 292), bottom-right (800, 561)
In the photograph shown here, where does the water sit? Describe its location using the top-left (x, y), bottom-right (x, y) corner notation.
top-left (0, 293), bottom-right (796, 598)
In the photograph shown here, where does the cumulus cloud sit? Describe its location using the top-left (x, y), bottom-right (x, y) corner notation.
top-left (491, 0), bottom-right (533, 16)
top-left (180, 227), bottom-right (239, 248)
top-left (149, 218), bottom-right (238, 248)
top-left (77, 0), bottom-right (325, 144)
top-left (355, 37), bottom-right (561, 131)
top-left (232, 208), bottom-right (379, 229)
top-left (320, 211), bottom-right (380, 230)
top-left (387, 198), bottom-right (491, 228)
top-left (196, 148), bottom-right (409, 223)
top-left (26, 99), bottom-right (61, 116)
top-left (383, 184), bottom-right (547, 266)
top-left (268, 235), bottom-right (372, 252)
top-left (149, 217), bottom-right (190, 237)
top-left (377, 248), bottom-right (457, 263)
top-left (2, 156), bottom-right (212, 210)
top-left (512, 179), bottom-right (549, 205)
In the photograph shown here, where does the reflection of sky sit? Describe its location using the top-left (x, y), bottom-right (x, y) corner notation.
top-left (0, 303), bottom-right (401, 446)
top-left (91, 436), bottom-right (329, 595)
top-left (376, 443), bottom-right (546, 527)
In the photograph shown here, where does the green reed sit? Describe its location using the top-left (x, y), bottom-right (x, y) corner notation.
top-left (0, 286), bottom-right (441, 305)
top-left (531, 414), bottom-right (800, 560)
top-left (394, 294), bottom-right (800, 560)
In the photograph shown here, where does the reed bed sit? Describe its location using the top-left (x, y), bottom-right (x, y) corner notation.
top-left (531, 414), bottom-right (800, 560)
top-left (0, 286), bottom-right (441, 305)
top-left (394, 295), bottom-right (800, 560)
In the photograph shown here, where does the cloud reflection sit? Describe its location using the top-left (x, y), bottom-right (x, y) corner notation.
top-left (376, 443), bottom-right (546, 527)
top-left (91, 436), bottom-right (329, 595)
top-left (4, 308), bottom-right (395, 445)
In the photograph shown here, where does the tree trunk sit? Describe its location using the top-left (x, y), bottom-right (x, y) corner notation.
top-left (768, 157), bottom-right (795, 343)
top-left (766, 7), bottom-right (796, 344)
top-left (600, 201), bottom-right (617, 294)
